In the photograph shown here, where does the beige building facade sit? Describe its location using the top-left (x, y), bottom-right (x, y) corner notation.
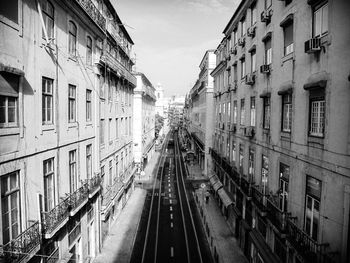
top-left (186, 50), bottom-right (216, 176)
top-left (133, 72), bottom-right (156, 172)
top-left (210, 0), bottom-right (350, 263)
top-left (0, 0), bottom-right (135, 262)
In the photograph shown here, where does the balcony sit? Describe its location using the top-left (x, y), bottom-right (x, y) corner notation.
top-left (240, 176), bottom-right (253, 200)
top-left (88, 174), bottom-right (102, 198)
top-left (69, 183), bottom-right (89, 217)
top-left (251, 186), bottom-right (267, 216)
top-left (1, 221), bottom-right (41, 263)
top-left (266, 195), bottom-right (288, 233)
top-left (102, 179), bottom-right (124, 213)
top-left (74, 0), bottom-right (106, 31)
top-left (287, 219), bottom-right (330, 263)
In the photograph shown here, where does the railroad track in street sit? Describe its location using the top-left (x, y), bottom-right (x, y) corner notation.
top-left (136, 130), bottom-right (208, 263)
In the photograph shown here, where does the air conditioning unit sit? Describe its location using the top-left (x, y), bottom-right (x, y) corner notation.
top-left (231, 46), bottom-right (237, 55)
top-left (238, 37), bottom-right (245, 47)
top-left (261, 9), bottom-right (272, 23)
top-left (304, 38), bottom-right (321, 53)
top-left (245, 126), bottom-right (255, 138)
top-left (247, 26), bottom-right (256, 37)
top-left (260, 64), bottom-right (271, 74)
top-left (245, 74), bottom-right (255, 85)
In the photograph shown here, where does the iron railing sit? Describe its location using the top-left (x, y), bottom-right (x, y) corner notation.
top-left (88, 175), bottom-right (101, 195)
top-left (1, 221), bottom-right (41, 262)
top-left (252, 185), bottom-right (267, 214)
top-left (69, 183), bottom-right (89, 213)
top-left (42, 196), bottom-right (70, 234)
top-left (74, 0), bottom-right (106, 31)
top-left (266, 195), bottom-right (288, 232)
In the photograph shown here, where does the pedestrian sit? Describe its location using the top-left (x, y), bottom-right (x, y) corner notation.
top-left (205, 191), bottom-right (210, 204)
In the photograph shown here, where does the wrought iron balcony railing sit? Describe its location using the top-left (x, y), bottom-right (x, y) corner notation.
top-left (75, 0), bottom-right (106, 31)
top-left (42, 196), bottom-right (70, 235)
top-left (1, 221), bottom-right (41, 263)
top-left (287, 218), bottom-right (330, 263)
top-left (102, 180), bottom-right (124, 208)
top-left (266, 195), bottom-right (288, 233)
top-left (69, 183), bottom-right (89, 215)
top-left (240, 176), bottom-right (253, 199)
top-left (88, 175), bottom-right (101, 197)
top-left (252, 185), bottom-right (267, 215)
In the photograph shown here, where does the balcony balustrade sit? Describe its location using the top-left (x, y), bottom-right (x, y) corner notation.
top-left (88, 175), bottom-right (101, 198)
top-left (102, 179), bottom-right (124, 208)
top-left (240, 176), bottom-right (253, 199)
top-left (1, 221), bottom-right (41, 263)
top-left (74, 0), bottom-right (106, 31)
top-left (252, 186), bottom-right (267, 215)
top-left (287, 218), bottom-right (330, 263)
top-left (69, 183), bottom-right (89, 216)
top-left (266, 195), bottom-right (288, 233)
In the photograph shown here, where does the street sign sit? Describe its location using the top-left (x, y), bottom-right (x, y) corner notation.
top-left (201, 183), bottom-right (206, 189)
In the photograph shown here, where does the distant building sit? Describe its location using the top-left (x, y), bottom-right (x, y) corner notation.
top-left (186, 50), bottom-right (216, 175)
top-left (155, 83), bottom-right (166, 117)
top-left (210, 0), bottom-right (350, 263)
top-left (133, 72), bottom-right (156, 171)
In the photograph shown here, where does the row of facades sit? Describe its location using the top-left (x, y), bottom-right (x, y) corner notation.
top-left (184, 0), bottom-right (350, 262)
top-left (0, 0), bottom-right (156, 262)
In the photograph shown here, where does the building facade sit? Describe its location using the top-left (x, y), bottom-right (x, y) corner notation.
top-left (0, 0), bottom-right (135, 262)
top-left (133, 72), bottom-right (156, 172)
top-left (186, 50), bottom-right (216, 175)
top-left (210, 0), bottom-right (350, 263)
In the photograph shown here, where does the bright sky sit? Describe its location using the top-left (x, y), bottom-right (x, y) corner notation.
top-left (115, 0), bottom-right (239, 97)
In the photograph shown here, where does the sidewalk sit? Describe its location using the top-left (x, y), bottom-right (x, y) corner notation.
top-left (93, 152), bottom-right (160, 263)
top-left (188, 162), bottom-right (248, 263)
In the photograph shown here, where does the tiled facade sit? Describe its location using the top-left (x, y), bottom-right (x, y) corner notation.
top-left (133, 72), bottom-right (156, 171)
top-left (0, 0), bottom-right (135, 262)
top-left (210, 0), bottom-right (350, 263)
top-left (186, 50), bottom-right (216, 176)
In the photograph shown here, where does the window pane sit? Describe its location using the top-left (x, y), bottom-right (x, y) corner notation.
top-left (0, 1), bottom-right (19, 24)
top-left (314, 9), bottom-right (321, 37)
top-left (7, 97), bottom-right (16, 123)
top-left (322, 4), bottom-right (328, 35)
top-left (0, 96), bottom-right (6, 123)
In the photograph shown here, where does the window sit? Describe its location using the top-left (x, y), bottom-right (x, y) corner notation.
top-left (248, 148), bottom-right (255, 180)
top-left (251, 4), bottom-right (257, 25)
top-left (42, 77), bottom-right (54, 124)
top-left (68, 85), bottom-right (76, 122)
top-left (265, 0), bottom-right (272, 9)
top-left (86, 90), bottom-right (92, 122)
top-left (251, 50), bottom-right (256, 72)
top-left (313, 2), bottom-right (328, 38)
top-left (43, 158), bottom-right (55, 212)
top-left (250, 97), bottom-right (256, 126)
top-left (265, 38), bottom-right (272, 65)
top-left (108, 118), bottom-right (112, 143)
top-left (115, 118), bottom-right (119, 139)
top-left (42, 1), bottom-right (54, 40)
top-left (233, 100), bottom-right (237, 124)
top-left (0, 72), bottom-right (19, 127)
top-left (241, 58), bottom-right (246, 78)
top-left (233, 30), bottom-right (237, 45)
top-left (283, 22), bottom-right (294, 55)
top-left (68, 21), bottom-right (77, 56)
top-left (239, 146), bottom-right (244, 173)
top-left (86, 36), bottom-right (92, 65)
top-left (282, 94), bottom-right (292, 132)
top-left (232, 141), bottom-right (236, 163)
top-left (263, 97), bottom-right (270, 129)
top-left (305, 176), bottom-right (321, 241)
top-left (227, 102), bottom-right (231, 122)
top-left (0, 1), bottom-right (19, 24)
top-left (86, 144), bottom-right (92, 179)
top-left (1, 171), bottom-right (20, 244)
top-left (99, 74), bottom-right (105, 99)
top-left (309, 98), bottom-right (325, 137)
top-left (109, 160), bottom-right (113, 186)
top-left (115, 156), bottom-right (119, 181)
top-left (279, 163), bottom-right (289, 212)
top-left (240, 99), bottom-right (245, 125)
top-left (241, 17), bottom-right (246, 37)
top-left (100, 119), bottom-right (105, 145)
top-left (69, 150), bottom-right (78, 193)
top-left (261, 155), bottom-right (269, 194)
top-left (101, 166), bottom-right (105, 183)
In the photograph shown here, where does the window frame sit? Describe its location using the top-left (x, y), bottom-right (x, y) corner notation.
top-left (43, 158), bottom-right (55, 212)
top-left (309, 97), bottom-right (325, 137)
top-left (250, 96), bottom-right (256, 126)
top-left (68, 84), bottom-right (76, 123)
top-left (240, 98), bottom-right (245, 125)
top-left (86, 144), bottom-right (92, 179)
top-left (42, 77), bottom-right (54, 125)
top-left (282, 94), bottom-right (292, 132)
top-left (263, 97), bottom-right (271, 130)
top-left (86, 36), bottom-right (92, 66)
top-left (42, 1), bottom-right (54, 40)
top-left (86, 89), bottom-right (92, 122)
top-left (312, 2), bottom-right (328, 38)
top-left (305, 176), bottom-right (322, 241)
top-left (68, 20), bottom-right (77, 57)
top-left (69, 150), bottom-right (78, 193)
top-left (283, 22), bottom-right (294, 56)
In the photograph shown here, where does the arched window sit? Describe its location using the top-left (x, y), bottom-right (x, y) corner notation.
top-left (42, 1), bottom-right (54, 40)
top-left (68, 21), bottom-right (77, 56)
top-left (86, 36), bottom-right (92, 65)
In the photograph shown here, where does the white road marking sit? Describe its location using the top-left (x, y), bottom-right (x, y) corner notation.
top-left (169, 188), bottom-right (171, 192)
top-left (169, 193), bottom-right (172, 198)
top-left (170, 247), bottom-right (174, 257)
top-left (171, 222), bottom-right (173, 228)
top-left (170, 200), bottom-right (172, 204)
top-left (170, 213), bottom-right (173, 219)
top-left (170, 206), bottom-right (172, 211)
top-left (168, 183), bottom-right (171, 187)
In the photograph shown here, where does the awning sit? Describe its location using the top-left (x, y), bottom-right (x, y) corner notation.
top-left (209, 174), bottom-right (223, 192)
top-left (259, 91), bottom-right (271, 98)
top-left (278, 81), bottom-right (293, 95)
top-left (280, 14), bottom-right (293, 27)
top-left (304, 71), bottom-right (328, 90)
top-left (217, 188), bottom-right (233, 207)
top-left (262, 32), bottom-right (272, 42)
top-left (248, 44), bottom-right (256, 53)
top-left (250, 229), bottom-right (281, 263)
top-left (0, 73), bottom-right (19, 97)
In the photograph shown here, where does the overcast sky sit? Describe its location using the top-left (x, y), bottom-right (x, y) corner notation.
top-left (115, 0), bottom-right (239, 97)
